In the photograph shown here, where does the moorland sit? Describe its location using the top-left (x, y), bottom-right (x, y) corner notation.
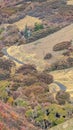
top-left (0, 0), bottom-right (73, 130)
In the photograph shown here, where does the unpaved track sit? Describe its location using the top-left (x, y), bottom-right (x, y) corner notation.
top-left (7, 23), bottom-right (73, 69)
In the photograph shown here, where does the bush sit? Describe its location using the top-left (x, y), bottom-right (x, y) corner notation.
top-left (56, 90), bottom-right (70, 105)
top-left (46, 57), bottom-right (73, 71)
top-left (67, 57), bottom-right (73, 66)
top-left (25, 109), bottom-right (33, 119)
top-left (0, 58), bottom-right (15, 71)
top-left (15, 98), bottom-right (28, 107)
top-left (36, 72), bottom-right (53, 84)
top-left (23, 77), bottom-right (37, 86)
top-left (16, 64), bottom-right (37, 75)
top-left (34, 23), bottom-right (44, 31)
top-left (37, 93), bottom-right (55, 103)
top-left (0, 72), bottom-right (10, 80)
top-left (23, 84), bottom-right (45, 97)
top-left (62, 51), bottom-right (70, 56)
top-left (0, 51), bottom-right (4, 57)
top-left (0, 27), bottom-right (4, 34)
top-left (51, 59), bottom-right (69, 70)
top-left (53, 41), bottom-right (71, 51)
top-left (27, 27), bottom-right (60, 43)
top-left (44, 53), bottom-right (52, 60)
top-left (25, 104), bottom-right (67, 129)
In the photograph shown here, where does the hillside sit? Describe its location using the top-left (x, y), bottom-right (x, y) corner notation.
top-left (1, 0), bottom-right (73, 28)
top-left (67, 0), bottom-right (73, 5)
top-left (50, 68), bottom-right (73, 98)
top-left (7, 23), bottom-right (73, 70)
top-left (0, 0), bottom-right (73, 130)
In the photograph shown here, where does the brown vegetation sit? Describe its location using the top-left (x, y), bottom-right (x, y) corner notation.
top-left (16, 64), bottom-right (37, 75)
top-left (0, 69), bottom-right (10, 80)
top-left (46, 56), bottom-right (73, 71)
top-left (53, 41), bottom-right (71, 51)
top-left (62, 51), bottom-right (70, 56)
top-left (0, 25), bottom-right (26, 46)
top-left (36, 72), bottom-right (54, 84)
top-left (44, 53), bottom-right (52, 60)
top-left (56, 90), bottom-right (70, 105)
top-left (23, 85), bottom-right (45, 97)
top-left (0, 58), bottom-right (15, 71)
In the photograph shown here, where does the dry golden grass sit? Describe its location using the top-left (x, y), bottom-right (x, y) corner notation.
top-left (13, 15), bottom-right (42, 31)
top-left (50, 68), bottom-right (73, 97)
top-left (7, 45), bottom-right (46, 71)
top-left (7, 23), bottom-right (73, 70)
top-left (67, 0), bottom-right (73, 5)
top-left (3, 15), bottom-right (42, 31)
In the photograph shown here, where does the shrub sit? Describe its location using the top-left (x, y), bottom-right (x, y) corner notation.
top-left (51, 59), bottom-right (69, 70)
top-left (56, 90), bottom-right (70, 105)
top-left (23, 85), bottom-right (45, 97)
top-left (23, 77), bottom-right (37, 86)
top-left (46, 57), bottom-right (73, 71)
top-left (0, 72), bottom-right (10, 80)
top-left (0, 58), bottom-right (15, 71)
top-left (15, 98), bottom-right (28, 107)
top-left (27, 26), bottom-right (60, 43)
top-left (37, 72), bottom-right (53, 84)
top-left (6, 25), bottom-right (19, 34)
top-left (24, 25), bottom-right (28, 38)
top-left (44, 53), bottom-right (52, 60)
top-left (62, 51), bottom-right (70, 56)
top-left (64, 104), bottom-right (73, 116)
top-left (16, 64), bottom-right (37, 75)
top-left (37, 93), bottom-right (55, 103)
top-left (53, 41), bottom-right (71, 51)
top-left (9, 82), bottom-right (21, 91)
top-left (0, 28), bottom-right (4, 34)
top-left (0, 51), bottom-right (4, 57)
top-left (25, 109), bottom-right (33, 119)
top-left (67, 57), bottom-right (73, 66)
top-left (34, 23), bottom-right (44, 31)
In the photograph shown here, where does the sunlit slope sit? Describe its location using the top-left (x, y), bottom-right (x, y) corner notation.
top-left (67, 0), bottom-right (73, 5)
top-left (3, 15), bottom-right (42, 31)
top-left (12, 15), bottom-right (42, 31)
top-left (7, 23), bottom-right (73, 70)
top-left (50, 68), bottom-right (73, 97)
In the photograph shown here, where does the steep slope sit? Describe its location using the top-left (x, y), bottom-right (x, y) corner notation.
top-left (0, 100), bottom-right (41, 130)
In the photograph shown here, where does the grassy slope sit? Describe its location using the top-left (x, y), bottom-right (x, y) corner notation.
top-left (50, 68), bottom-right (73, 97)
top-left (3, 15), bottom-right (42, 31)
top-left (67, 0), bottom-right (73, 5)
top-left (6, 23), bottom-right (73, 99)
top-left (13, 15), bottom-right (42, 31)
top-left (7, 23), bottom-right (73, 70)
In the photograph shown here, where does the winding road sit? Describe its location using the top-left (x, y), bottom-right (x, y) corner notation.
top-left (54, 81), bottom-right (66, 91)
top-left (2, 47), bottom-right (67, 91)
top-left (2, 47), bottom-right (24, 65)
